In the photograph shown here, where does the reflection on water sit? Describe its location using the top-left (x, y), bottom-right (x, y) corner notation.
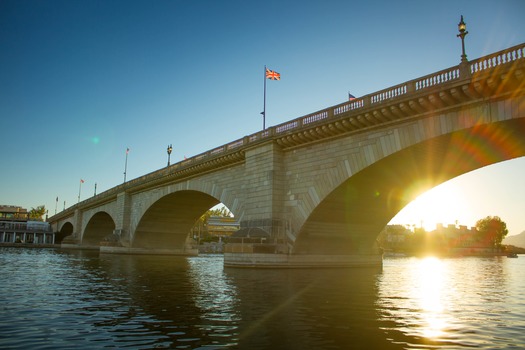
top-left (378, 256), bottom-right (525, 349)
top-left (0, 248), bottom-right (524, 349)
top-left (412, 258), bottom-right (446, 338)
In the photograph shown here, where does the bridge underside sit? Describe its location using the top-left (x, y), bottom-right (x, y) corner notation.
top-left (82, 212), bottom-right (116, 247)
top-left (294, 118), bottom-right (525, 255)
top-left (132, 190), bottom-right (219, 250)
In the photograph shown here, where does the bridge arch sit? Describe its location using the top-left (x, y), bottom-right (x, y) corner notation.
top-left (132, 190), bottom-right (223, 249)
top-left (57, 220), bottom-right (74, 234)
top-left (82, 211), bottom-right (116, 247)
top-left (57, 221), bottom-right (74, 243)
top-left (293, 117), bottom-right (525, 254)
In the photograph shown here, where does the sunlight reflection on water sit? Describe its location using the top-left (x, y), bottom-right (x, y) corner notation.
top-left (377, 255), bottom-right (525, 349)
top-left (414, 257), bottom-right (447, 338)
top-left (0, 248), bottom-right (524, 349)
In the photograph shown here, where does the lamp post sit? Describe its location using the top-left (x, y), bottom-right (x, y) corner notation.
top-left (457, 15), bottom-right (468, 63)
top-left (166, 144), bottom-right (172, 167)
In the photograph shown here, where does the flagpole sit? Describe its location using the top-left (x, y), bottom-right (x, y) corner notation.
top-left (123, 147), bottom-right (129, 183)
top-left (262, 65), bottom-right (266, 130)
top-left (78, 180), bottom-right (83, 203)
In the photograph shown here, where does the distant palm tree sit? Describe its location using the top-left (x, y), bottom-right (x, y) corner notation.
top-left (29, 205), bottom-right (46, 221)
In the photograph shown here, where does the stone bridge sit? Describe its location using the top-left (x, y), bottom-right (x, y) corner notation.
top-left (49, 43), bottom-right (525, 267)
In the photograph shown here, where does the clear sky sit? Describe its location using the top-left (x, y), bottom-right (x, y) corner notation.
top-left (1, 0), bottom-right (524, 235)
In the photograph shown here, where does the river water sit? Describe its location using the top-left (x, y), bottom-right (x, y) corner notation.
top-left (0, 248), bottom-right (523, 349)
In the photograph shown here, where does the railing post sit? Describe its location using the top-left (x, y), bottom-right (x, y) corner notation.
top-left (459, 61), bottom-right (471, 80)
top-left (407, 81), bottom-right (416, 93)
top-left (363, 95), bottom-right (372, 107)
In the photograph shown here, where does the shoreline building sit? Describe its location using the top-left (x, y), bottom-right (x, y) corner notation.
top-left (379, 223), bottom-right (503, 256)
top-left (0, 205), bottom-right (55, 245)
top-left (206, 216), bottom-right (240, 237)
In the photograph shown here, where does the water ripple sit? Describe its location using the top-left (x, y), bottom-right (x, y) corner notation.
top-left (1, 249), bottom-right (525, 349)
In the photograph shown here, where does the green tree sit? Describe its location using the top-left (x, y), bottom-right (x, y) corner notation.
top-left (195, 206), bottom-right (231, 226)
top-left (475, 216), bottom-right (508, 249)
top-left (29, 205), bottom-right (47, 221)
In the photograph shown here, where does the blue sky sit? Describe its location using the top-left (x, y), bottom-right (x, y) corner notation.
top-left (1, 0), bottom-right (524, 235)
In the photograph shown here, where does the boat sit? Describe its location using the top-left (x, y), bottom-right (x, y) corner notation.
top-left (507, 253), bottom-right (518, 258)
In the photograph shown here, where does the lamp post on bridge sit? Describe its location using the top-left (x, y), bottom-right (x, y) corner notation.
top-left (167, 144), bottom-right (172, 167)
top-left (457, 15), bottom-right (468, 63)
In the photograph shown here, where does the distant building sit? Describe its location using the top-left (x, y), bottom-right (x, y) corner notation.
top-left (380, 222), bottom-right (501, 256)
top-left (433, 223), bottom-right (497, 255)
top-left (206, 216), bottom-right (240, 237)
top-left (378, 224), bottom-right (411, 252)
top-left (0, 205), bottom-right (29, 221)
top-left (0, 205), bottom-right (54, 245)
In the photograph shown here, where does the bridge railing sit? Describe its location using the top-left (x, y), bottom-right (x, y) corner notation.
top-left (167, 44), bottom-right (525, 176)
top-left (116, 43), bottom-right (522, 194)
top-left (251, 43), bottom-right (523, 138)
top-left (469, 43), bottom-right (524, 73)
top-left (51, 43), bottom-right (524, 219)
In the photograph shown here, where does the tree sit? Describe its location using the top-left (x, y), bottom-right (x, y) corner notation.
top-left (29, 205), bottom-right (47, 221)
top-left (475, 216), bottom-right (508, 249)
top-left (195, 206), bottom-right (232, 226)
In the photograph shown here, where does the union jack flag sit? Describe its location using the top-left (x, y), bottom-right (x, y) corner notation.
top-left (266, 68), bottom-right (280, 80)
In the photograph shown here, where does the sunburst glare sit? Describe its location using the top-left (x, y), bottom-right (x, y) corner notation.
top-left (389, 180), bottom-right (474, 232)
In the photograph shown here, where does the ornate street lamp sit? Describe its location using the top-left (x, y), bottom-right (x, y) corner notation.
top-left (457, 15), bottom-right (468, 63)
top-left (167, 144), bottom-right (172, 167)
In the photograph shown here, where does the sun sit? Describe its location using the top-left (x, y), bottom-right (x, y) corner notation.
top-left (389, 180), bottom-right (471, 231)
